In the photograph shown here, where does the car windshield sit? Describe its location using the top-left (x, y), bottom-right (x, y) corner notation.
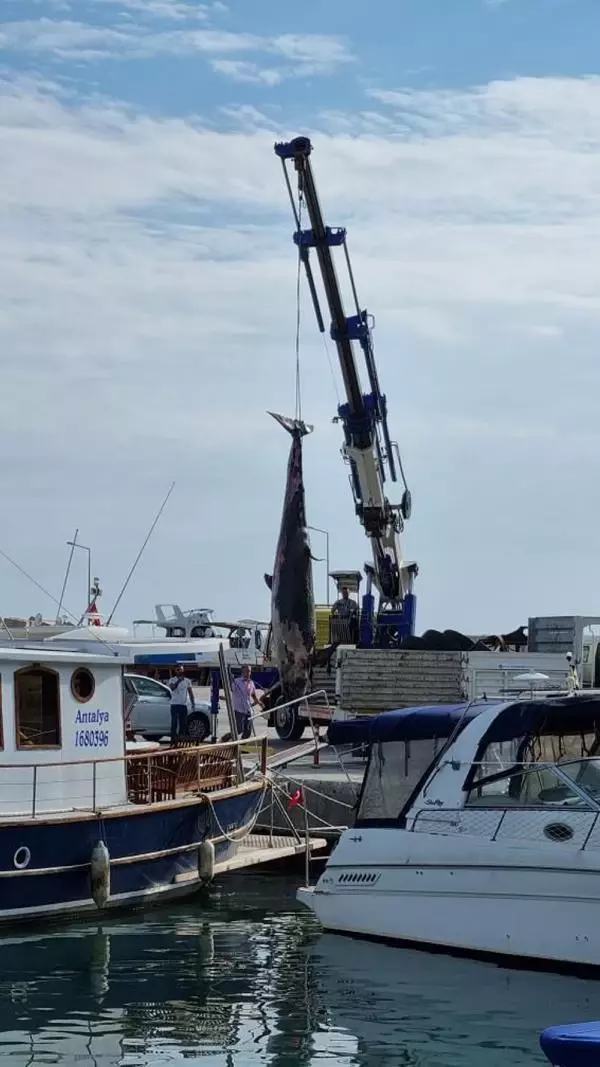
top-left (555, 758), bottom-right (600, 802)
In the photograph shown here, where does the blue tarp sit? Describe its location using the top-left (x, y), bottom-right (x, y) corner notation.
top-left (328, 694), bottom-right (600, 749)
top-left (541, 1022), bottom-right (600, 1067)
top-left (328, 703), bottom-right (487, 746)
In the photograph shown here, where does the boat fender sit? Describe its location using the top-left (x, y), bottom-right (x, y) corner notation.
top-left (90, 841), bottom-right (110, 909)
top-left (198, 840), bottom-right (215, 884)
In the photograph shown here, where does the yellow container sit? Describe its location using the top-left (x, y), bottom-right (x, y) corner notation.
top-left (315, 605), bottom-right (331, 649)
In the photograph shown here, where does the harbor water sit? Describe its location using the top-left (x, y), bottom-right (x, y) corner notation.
top-left (2, 872), bottom-right (600, 1066)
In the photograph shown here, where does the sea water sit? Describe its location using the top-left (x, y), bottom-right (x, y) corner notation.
top-left (0, 873), bottom-right (598, 1066)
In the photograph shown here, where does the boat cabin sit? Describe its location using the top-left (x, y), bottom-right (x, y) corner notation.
top-left (331, 693), bottom-right (600, 841)
top-left (0, 644), bottom-right (130, 816)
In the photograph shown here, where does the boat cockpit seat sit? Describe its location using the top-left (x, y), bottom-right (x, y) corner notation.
top-left (519, 766), bottom-right (560, 805)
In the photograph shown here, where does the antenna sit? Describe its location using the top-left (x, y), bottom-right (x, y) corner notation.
top-left (56, 527), bottom-right (78, 623)
top-left (106, 482), bottom-right (175, 625)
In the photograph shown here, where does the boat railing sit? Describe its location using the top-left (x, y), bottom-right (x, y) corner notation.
top-left (410, 804), bottom-right (600, 852)
top-left (408, 756), bottom-right (600, 848)
top-left (0, 737), bottom-right (270, 818)
top-left (249, 689), bottom-right (332, 765)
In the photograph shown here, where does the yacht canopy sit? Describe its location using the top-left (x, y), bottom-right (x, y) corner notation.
top-left (479, 693), bottom-right (600, 747)
top-left (329, 693), bottom-right (600, 749)
top-left (328, 703), bottom-right (489, 746)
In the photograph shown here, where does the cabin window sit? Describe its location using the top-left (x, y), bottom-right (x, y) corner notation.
top-left (470, 732), bottom-right (600, 793)
top-left (131, 677), bottom-right (169, 698)
top-left (356, 740), bottom-right (442, 824)
top-left (15, 666), bottom-right (61, 748)
top-left (71, 667), bottom-right (95, 704)
top-left (466, 764), bottom-right (591, 809)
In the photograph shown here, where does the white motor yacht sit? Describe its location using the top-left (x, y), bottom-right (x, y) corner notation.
top-left (299, 692), bottom-right (600, 969)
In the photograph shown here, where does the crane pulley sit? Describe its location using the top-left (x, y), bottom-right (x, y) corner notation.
top-left (274, 135), bottom-right (418, 645)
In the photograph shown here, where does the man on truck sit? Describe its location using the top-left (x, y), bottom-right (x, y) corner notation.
top-left (331, 586), bottom-right (359, 643)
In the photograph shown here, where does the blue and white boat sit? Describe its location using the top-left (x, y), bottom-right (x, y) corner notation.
top-left (0, 641), bottom-right (266, 924)
top-left (300, 691), bottom-right (600, 969)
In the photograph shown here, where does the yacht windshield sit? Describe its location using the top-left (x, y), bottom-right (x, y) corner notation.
top-left (555, 758), bottom-right (600, 802)
top-left (356, 739), bottom-right (443, 824)
top-left (466, 762), bottom-right (594, 809)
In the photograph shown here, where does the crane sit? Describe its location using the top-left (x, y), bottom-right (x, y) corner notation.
top-left (274, 135), bottom-right (418, 647)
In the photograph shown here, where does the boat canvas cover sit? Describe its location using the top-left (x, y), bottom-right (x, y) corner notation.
top-left (330, 694), bottom-right (600, 749)
top-left (477, 692), bottom-right (600, 747)
top-left (328, 703), bottom-right (490, 746)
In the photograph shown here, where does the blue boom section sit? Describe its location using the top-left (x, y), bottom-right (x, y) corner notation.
top-left (274, 135), bottom-right (416, 645)
top-left (275, 138), bottom-right (397, 482)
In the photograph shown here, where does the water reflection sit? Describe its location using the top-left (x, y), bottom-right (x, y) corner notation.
top-left (0, 874), bottom-right (599, 1065)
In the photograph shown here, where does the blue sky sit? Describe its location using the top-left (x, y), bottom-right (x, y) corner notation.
top-left (1, 0), bottom-right (600, 634)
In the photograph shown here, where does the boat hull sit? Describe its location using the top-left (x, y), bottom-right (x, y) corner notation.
top-left (0, 783), bottom-right (264, 924)
top-left (299, 828), bottom-right (600, 969)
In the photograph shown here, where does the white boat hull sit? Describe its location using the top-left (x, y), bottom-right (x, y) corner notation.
top-left (299, 828), bottom-right (600, 968)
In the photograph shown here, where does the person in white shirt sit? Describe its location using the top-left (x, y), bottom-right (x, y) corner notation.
top-left (168, 665), bottom-right (195, 743)
top-left (231, 664), bottom-right (263, 739)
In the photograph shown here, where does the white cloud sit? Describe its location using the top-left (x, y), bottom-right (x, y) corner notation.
top-left (93, 0), bottom-right (211, 19)
top-left (0, 17), bottom-right (354, 79)
top-left (219, 103), bottom-right (280, 129)
top-left (4, 0), bottom-right (213, 16)
top-left (211, 60), bottom-right (283, 86)
top-left (1, 73), bottom-right (600, 629)
top-left (0, 20), bottom-right (259, 59)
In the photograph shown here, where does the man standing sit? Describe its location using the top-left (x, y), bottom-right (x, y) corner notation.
top-left (231, 664), bottom-right (262, 740)
top-left (331, 586), bottom-right (359, 642)
top-left (168, 664), bottom-right (195, 743)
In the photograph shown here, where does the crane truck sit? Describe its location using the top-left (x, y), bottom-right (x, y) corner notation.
top-left (275, 135), bottom-right (416, 649)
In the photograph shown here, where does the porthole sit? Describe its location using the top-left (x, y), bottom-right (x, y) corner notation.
top-left (543, 822), bottom-right (574, 843)
top-left (71, 668), bottom-right (95, 704)
top-left (14, 846), bottom-right (31, 870)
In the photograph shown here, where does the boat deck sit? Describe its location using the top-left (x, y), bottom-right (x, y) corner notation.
top-left (213, 833), bottom-right (328, 875)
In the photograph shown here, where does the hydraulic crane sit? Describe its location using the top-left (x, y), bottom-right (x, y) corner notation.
top-left (274, 135), bottom-right (418, 647)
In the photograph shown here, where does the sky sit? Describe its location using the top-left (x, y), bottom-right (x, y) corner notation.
top-left (1, 0), bottom-right (599, 635)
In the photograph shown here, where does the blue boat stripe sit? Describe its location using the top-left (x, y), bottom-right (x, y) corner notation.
top-left (0, 821), bottom-right (257, 877)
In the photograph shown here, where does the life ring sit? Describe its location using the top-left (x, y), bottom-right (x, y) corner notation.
top-left (13, 846), bottom-right (31, 870)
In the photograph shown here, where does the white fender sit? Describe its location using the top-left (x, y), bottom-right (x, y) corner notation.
top-left (198, 840), bottom-right (215, 883)
top-left (90, 840), bottom-right (110, 909)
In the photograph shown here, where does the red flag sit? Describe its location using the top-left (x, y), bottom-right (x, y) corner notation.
top-left (85, 598), bottom-right (102, 626)
top-left (287, 787), bottom-right (303, 810)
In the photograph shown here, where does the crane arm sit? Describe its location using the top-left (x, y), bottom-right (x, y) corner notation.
top-left (274, 136), bottom-right (417, 622)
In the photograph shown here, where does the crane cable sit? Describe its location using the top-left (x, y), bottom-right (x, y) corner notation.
top-left (292, 189), bottom-right (341, 416)
top-left (294, 192), bottom-right (304, 422)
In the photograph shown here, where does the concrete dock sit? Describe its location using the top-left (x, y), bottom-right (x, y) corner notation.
top-left (146, 687), bottom-right (367, 840)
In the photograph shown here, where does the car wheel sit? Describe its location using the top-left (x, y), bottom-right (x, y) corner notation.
top-left (274, 702), bottom-right (305, 742)
top-left (187, 712), bottom-right (210, 742)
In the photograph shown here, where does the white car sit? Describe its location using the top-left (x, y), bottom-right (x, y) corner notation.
top-left (123, 673), bottom-right (211, 742)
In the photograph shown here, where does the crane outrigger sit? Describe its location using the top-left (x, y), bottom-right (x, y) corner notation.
top-left (275, 135), bottom-right (418, 647)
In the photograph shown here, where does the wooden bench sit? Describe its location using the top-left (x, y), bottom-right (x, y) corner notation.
top-left (126, 743), bottom-right (237, 804)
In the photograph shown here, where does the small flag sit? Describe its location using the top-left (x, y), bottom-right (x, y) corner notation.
top-left (287, 787), bottom-right (303, 810)
top-left (86, 598), bottom-right (102, 626)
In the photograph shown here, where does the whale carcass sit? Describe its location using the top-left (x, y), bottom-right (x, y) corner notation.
top-left (264, 412), bottom-right (316, 741)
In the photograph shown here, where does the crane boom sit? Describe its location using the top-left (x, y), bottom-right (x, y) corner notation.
top-left (274, 135), bottom-right (418, 643)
